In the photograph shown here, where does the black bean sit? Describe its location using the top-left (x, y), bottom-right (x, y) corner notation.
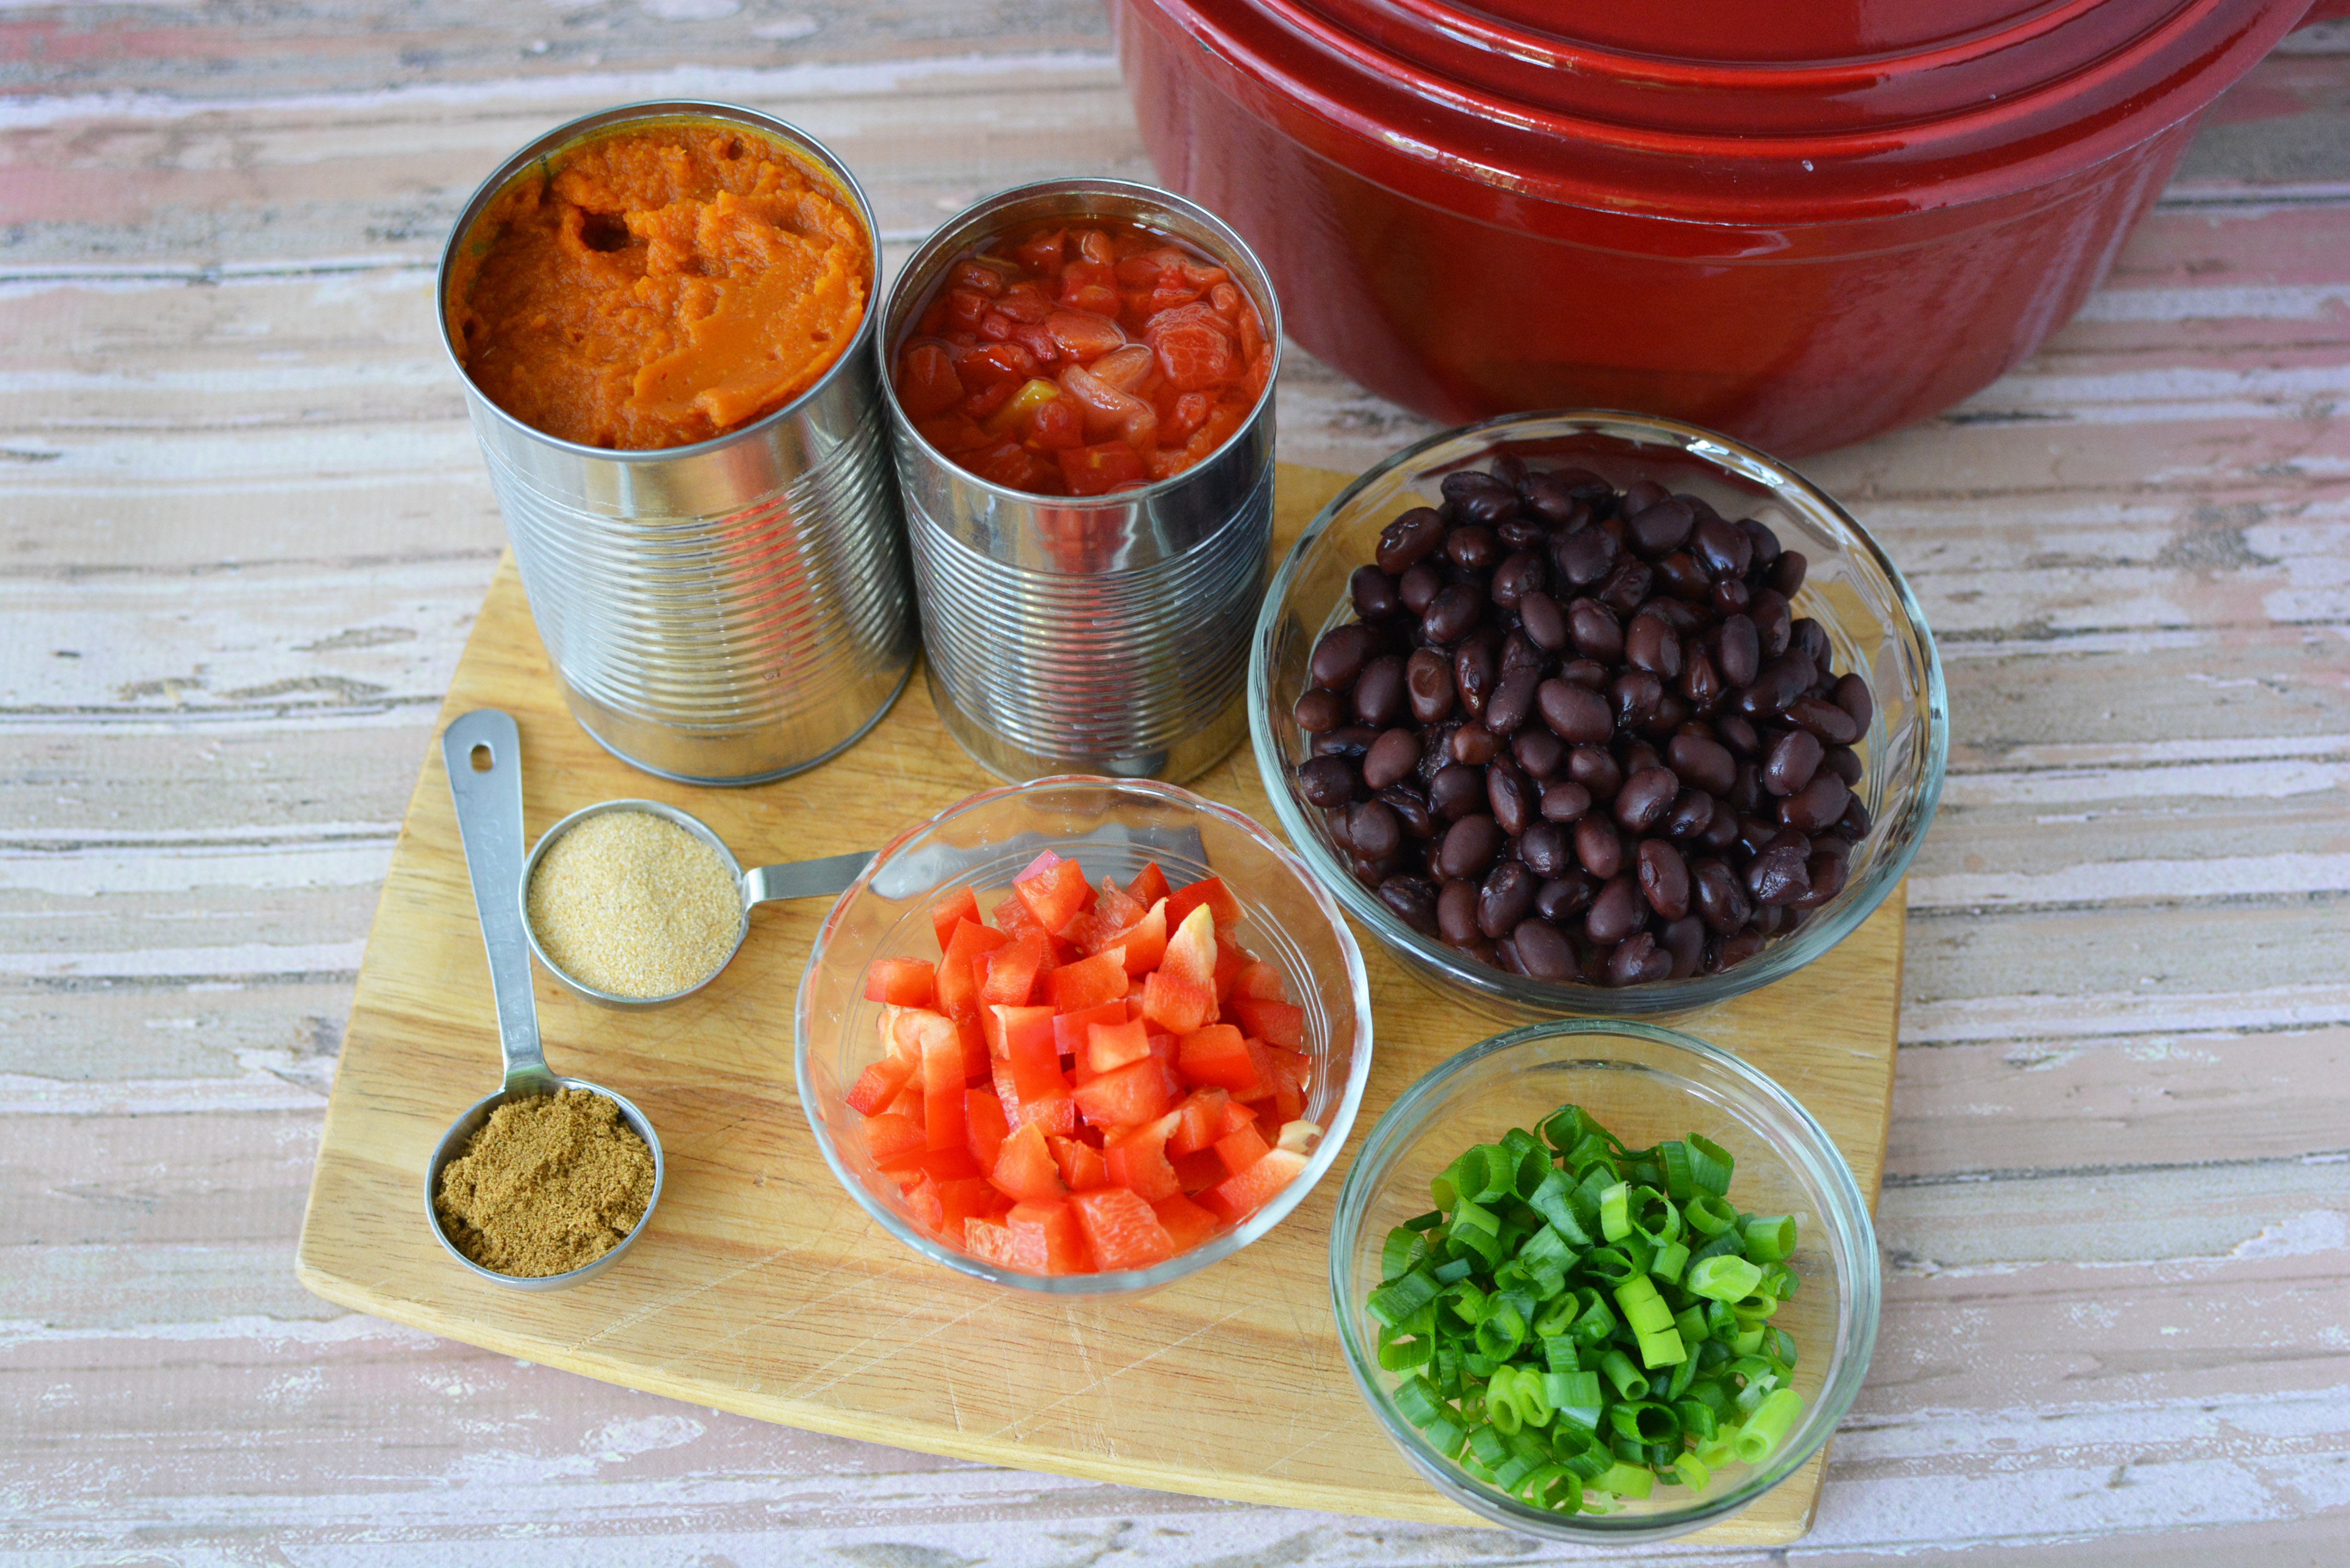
top-left (1839, 792), bottom-right (1874, 841)
top-left (1499, 518), bottom-right (1546, 555)
top-left (1597, 560), bottom-right (1653, 617)
top-left (1447, 525), bottom-right (1502, 573)
top-left (1376, 508), bottom-right (1445, 574)
top-left (1740, 517), bottom-right (1782, 571)
top-left (1651, 693), bottom-right (1691, 734)
top-left (1638, 838), bottom-right (1691, 920)
top-left (1824, 744), bottom-right (1863, 785)
top-left (1771, 549), bottom-right (1808, 597)
top-left (1519, 591), bottom-right (1569, 652)
top-left (1568, 744), bottom-right (1623, 802)
top-left (1479, 664), bottom-right (1537, 738)
top-left (1519, 470), bottom-right (1575, 525)
top-left (1361, 727), bottom-right (1421, 790)
top-left (1690, 515), bottom-right (1752, 580)
top-left (1692, 858), bottom-right (1752, 935)
top-left (1293, 688), bottom-right (1345, 734)
top-left (1835, 671), bottom-right (1874, 732)
top-left (1665, 733), bottom-right (1736, 795)
top-left (1443, 470), bottom-right (1513, 505)
top-left (1406, 648), bottom-right (1456, 725)
top-left (1452, 640), bottom-right (1496, 719)
top-left (1378, 875), bottom-right (1441, 935)
top-left (1661, 916), bottom-right (1706, 979)
top-left (1654, 551), bottom-right (1713, 604)
top-left (1747, 843), bottom-right (1811, 906)
top-left (1781, 771), bottom-right (1851, 834)
top-left (1499, 630), bottom-right (1545, 682)
top-left (1619, 478), bottom-right (1669, 516)
top-left (1478, 860), bottom-right (1539, 940)
top-left (1554, 525), bottom-right (1618, 588)
top-left (1350, 564), bottom-right (1401, 622)
top-left (1603, 931), bottom-right (1667, 986)
top-left (1714, 613), bottom-right (1760, 688)
top-left (1491, 551), bottom-right (1547, 609)
top-left (1614, 765), bottom-right (1679, 833)
top-left (1418, 722), bottom-right (1458, 785)
top-left (1449, 724), bottom-right (1501, 765)
top-left (1717, 929), bottom-right (1767, 970)
top-left (1725, 759), bottom-right (1763, 815)
top-left (1429, 764), bottom-right (1485, 822)
top-left (1586, 874), bottom-right (1646, 946)
top-left (1436, 879), bottom-right (1480, 946)
top-left (1352, 654), bottom-right (1408, 727)
top-left (1749, 589), bottom-right (1792, 658)
top-left (1399, 561), bottom-right (1443, 615)
top-left (1624, 608), bottom-right (1683, 681)
top-left (1309, 622), bottom-right (1379, 690)
top-left (1610, 670), bottom-right (1663, 731)
top-left (1540, 778), bottom-right (1593, 823)
top-left (1538, 679), bottom-right (1614, 745)
top-left (1535, 872), bottom-right (1593, 924)
top-left (1697, 804), bottom-right (1742, 852)
top-left (1626, 497), bottom-right (1695, 557)
top-left (1717, 713), bottom-right (1760, 757)
top-left (1488, 765), bottom-right (1534, 839)
top-left (1762, 729), bottom-right (1824, 797)
top-left (1710, 577), bottom-right (1752, 616)
top-left (1324, 804), bottom-right (1353, 852)
top-left (1312, 724), bottom-right (1377, 759)
top-left (1422, 582), bottom-right (1483, 644)
top-left (1296, 754), bottom-right (1356, 808)
top-left (1620, 739), bottom-right (1663, 778)
top-left (1575, 817), bottom-right (1625, 880)
top-left (1494, 936), bottom-right (1527, 975)
top-left (1737, 651), bottom-right (1814, 718)
top-left (1349, 855), bottom-right (1387, 890)
top-left (1681, 648), bottom-right (1724, 712)
top-left (1795, 850), bottom-right (1848, 909)
top-left (1568, 597), bottom-right (1623, 662)
top-left (1512, 725), bottom-right (1564, 778)
top-left (1664, 788), bottom-right (1716, 841)
top-left (1436, 814), bottom-right (1503, 880)
top-left (1514, 917), bottom-right (1577, 981)
top-left (1518, 820), bottom-right (1572, 879)
top-left (1378, 785), bottom-right (1437, 840)
top-left (1347, 798), bottom-right (1401, 861)
top-left (1788, 696), bottom-right (1860, 746)
top-left (1558, 658), bottom-right (1609, 690)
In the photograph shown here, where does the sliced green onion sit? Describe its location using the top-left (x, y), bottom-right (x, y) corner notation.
top-left (1649, 1241), bottom-right (1690, 1284)
top-left (1393, 1374), bottom-right (1444, 1427)
top-left (1366, 1266), bottom-right (1439, 1327)
top-left (1684, 1192), bottom-right (1738, 1237)
top-left (1673, 1451), bottom-right (1711, 1491)
top-left (1687, 1253), bottom-right (1764, 1302)
top-left (1742, 1214), bottom-right (1796, 1263)
top-left (1732, 1386), bottom-right (1803, 1463)
top-left (1633, 1324), bottom-right (1688, 1370)
top-left (1597, 1347), bottom-right (1646, 1400)
top-left (1686, 1133), bottom-right (1734, 1196)
top-left (1594, 1460), bottom-right (1655, 1500)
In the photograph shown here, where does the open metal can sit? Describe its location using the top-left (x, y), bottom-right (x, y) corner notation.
top-left (436, 101), bottom-right (915, 786)
top-left (880, 178), bottom-right (1282, 783)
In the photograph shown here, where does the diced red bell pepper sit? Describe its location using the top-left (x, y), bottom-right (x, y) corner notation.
top-left (983, 1001), bottom-right (1055, 1062)
top-left (1085, 1018), bottom-right (1151, 1076)
top-left (927, 886), bottom-right (981, 953)
top-left (1070, 1054), bottom-right (1181, 1132)
top-left (1166, 876), bottom-right (1242, 932)
top-left (1214, 1118), bottom-right (1270, 1177)
top-left (1052, 1000), bottom-right (1128, 1063)
top-left (1047, 949), bottom-right (1129, 1013)
top-left (1105, 899), bottom-right (1167, 975)
top-left (1200, 1147), bottom-right (1308, 1223)
top-left (1049, 1134), bottom-right (1110, 1192)
top-left (980, 929), bottom-right (1051, 1007)
top-left (1016, 856), bottom-right (1095, 933)
top-left (989, 1055), bottom-right (1021, 1125)
top-left (958, 1015), bottom-right (990, 1080)
top-left (1171, 1146), bottom-right (1228, 1194)
top-left (862, 958), bottom-right (937, 1008)
top-left (1061, 882), bottom-right (1146, 954)
top-left (992, 888), bottom-right (1046, 944)
top-left (884, 1079), bottom-right (925, 1126)
top-left (1227, 993), bottom-right (1304, 1050)
top-left (1007, 1198), bottom-right (1093, 1275)
top-left (861, 1111), bottom-right (926, 1171)
top-left (918, 1013), bottom-right (969, 1152)
top-left (1003, 1011), bottom-right (1078, 1135)
top-left (1212, 941), bottom-right (1251, 1002)
top-left (1152, 1193), bottom-right (1220, 1252)
top-left (904, 1170), bottom-right (946, 1232)
top-left (965, 1087), bottom-right (1010, 1171)
top-left (938, 1177), bottom-right (1004, 1240)
top-left (1176, 1024), bottom-right (1261, 1095)
top-left (989, 1121), bottom-right (1066, 1203)
top-left (1232, 960), bottom-right (1287, 1002)
top-left (1143, 904), bottom-right (1217, 1034)
top-left (1104, 1112), bottom-right (1182, 1202)
top-left (887, 1146), bottom-right (983, 1184)
top-left (1069, 1187), bottom-right (1176, 1271)
top-left (1165, 1087), bottom-right (1231, 1157)
top-left (1128, 861), bottom-right (1171, 908)
top-left (1259, 1042), bottom-right (1310, 1123)
top-left (938, 918), bottom-right (1009, 1021)
top-left (966, 1217), bottom-right (1021, 1269)
top-left (845, 1054), bottom-right (916, 1116)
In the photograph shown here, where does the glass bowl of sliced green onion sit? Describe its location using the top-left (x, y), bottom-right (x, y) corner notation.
top-left (1329, 1018), bottom-right (1879, 1542)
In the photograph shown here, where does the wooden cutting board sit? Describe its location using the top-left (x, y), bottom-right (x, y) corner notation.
top-left (295, 462), bottom-right (1902, 1542)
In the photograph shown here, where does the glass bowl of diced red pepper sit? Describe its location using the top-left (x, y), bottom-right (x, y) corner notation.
top-left (794, 775), bottom-right (1375, 1295)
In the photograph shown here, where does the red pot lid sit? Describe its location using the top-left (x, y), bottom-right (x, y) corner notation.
top-left (1150, 0), bottom-right (2315, 219)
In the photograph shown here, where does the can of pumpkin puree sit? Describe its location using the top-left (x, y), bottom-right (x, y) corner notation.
top-left (437, 101), bottom-right (915, 785)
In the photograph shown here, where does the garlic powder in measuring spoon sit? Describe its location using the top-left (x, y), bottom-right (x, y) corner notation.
top-left (524, 809), bottom-right (742, 999)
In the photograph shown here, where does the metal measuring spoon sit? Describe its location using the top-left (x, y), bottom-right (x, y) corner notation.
top-left (520, 798), bottom-right (875, 1009)
top-left (427, 709), bottom-right (665, 1290)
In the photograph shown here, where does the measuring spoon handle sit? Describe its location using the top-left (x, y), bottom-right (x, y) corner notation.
top-left (442, 709), bottom-right (556, 1093)
top-left (743, 850), bottom-right (875, 905)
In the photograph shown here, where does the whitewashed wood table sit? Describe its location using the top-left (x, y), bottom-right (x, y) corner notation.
top-left (6, 5), bottom-right (2348, 1562)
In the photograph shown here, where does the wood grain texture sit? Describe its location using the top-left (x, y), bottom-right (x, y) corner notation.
top-left (290, 466), bottom-right (1902, 1541)
top-left (7, 6), bottom-right (2350, 1562)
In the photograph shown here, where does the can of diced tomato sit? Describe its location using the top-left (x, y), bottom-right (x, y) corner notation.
top-left (879, 178), bottom-right (1282, 783)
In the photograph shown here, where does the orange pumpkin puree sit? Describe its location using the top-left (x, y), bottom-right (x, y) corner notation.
top-left (446, 122), bottom-right (869, 450)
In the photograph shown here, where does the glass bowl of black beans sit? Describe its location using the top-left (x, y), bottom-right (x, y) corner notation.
top-left (1248, 410), bottom-right (1945, 1018)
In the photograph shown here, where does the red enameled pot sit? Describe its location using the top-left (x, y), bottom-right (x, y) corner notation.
top-left (1112, 0), bottom-right (2339, 454)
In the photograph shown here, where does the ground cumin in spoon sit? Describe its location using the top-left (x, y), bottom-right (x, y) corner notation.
top-left (434, 1088), bottom-right (655, 1277)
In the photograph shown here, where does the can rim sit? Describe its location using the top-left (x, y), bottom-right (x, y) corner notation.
top-left (433, 99), bottom-right (884, 464)
top-left (877, 175), bottom-right (1285, 509)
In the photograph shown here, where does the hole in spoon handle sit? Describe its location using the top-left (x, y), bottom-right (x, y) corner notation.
top-left (441, 709), bottom-right (551, 1086)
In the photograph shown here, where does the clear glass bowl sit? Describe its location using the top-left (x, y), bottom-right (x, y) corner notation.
top-left (1329, 1019), bottom-right (1880, 1543)
top-left (1247, 409), bottom-right (1946, 1020)
top-left (794, 775), bottom-right (1374, 1297)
